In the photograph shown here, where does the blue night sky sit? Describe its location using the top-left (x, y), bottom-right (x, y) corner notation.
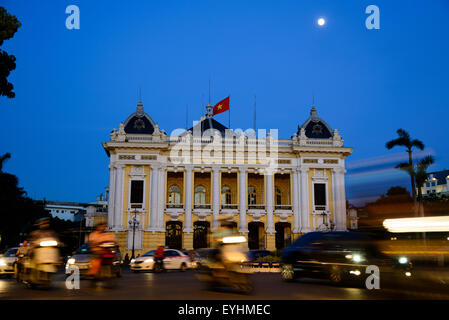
top-left (1, 0), bottom-right (448, 205)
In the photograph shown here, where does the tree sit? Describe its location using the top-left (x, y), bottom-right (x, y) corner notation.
top-left (386, 129), bottom-right (425, 203)
top-left (0, 7), bottom-right (21, 98)
top-left (385, 186), bottom-right (411, 198)
top-left (0, 153), bottom-right (49, 249)
top-left (414, 155), bottom-right (435, 216)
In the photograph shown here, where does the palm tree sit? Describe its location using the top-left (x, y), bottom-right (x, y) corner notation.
top-left (415, 155), bottom-right (435, 216)
top-left (395, 155), bottom-right (434, 216)
top-left (386, 129), bottom-right (424, 202)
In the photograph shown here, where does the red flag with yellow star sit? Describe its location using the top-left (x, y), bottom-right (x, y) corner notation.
top-left (212, 96), bottom-right (230, 116)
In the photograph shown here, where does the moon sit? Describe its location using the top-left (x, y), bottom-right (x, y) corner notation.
top-left (317, 18), bottom-right (326, 26)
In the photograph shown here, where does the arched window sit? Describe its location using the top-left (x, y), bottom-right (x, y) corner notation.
top-left (221, 186), bottom-right (232, 205)
top-left (194, 185), bottom-right (206, 205)
top-left (168, 185), bottom-right (181, 204)
top-left (248, 186), bottom-right (256, 205)
top-left (275, 186), bottom-right (282, 205)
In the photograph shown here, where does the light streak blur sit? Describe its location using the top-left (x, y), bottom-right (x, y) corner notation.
top-left (383, 216), bottom-right (449, 233)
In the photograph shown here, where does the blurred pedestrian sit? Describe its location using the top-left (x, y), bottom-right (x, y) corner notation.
top-left (124, 253), bottom-right (130, 266)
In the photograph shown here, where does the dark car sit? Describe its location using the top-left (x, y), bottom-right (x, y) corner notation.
top-left (281, 231), bottom-right (412, 286)
top-left (246, 250), bottom-right (273, 262)
top-left (194, 248), bottom-right (219, 269)
top-left (65, 243), bottom-right (122, 277)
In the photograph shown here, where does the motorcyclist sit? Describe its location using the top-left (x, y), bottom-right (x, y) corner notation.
top-left (154, 245), bottom-right (165, 271)
top-left (87, 222), bottom-right (117, 279)
top-left (210, 218), bottom-right (239, 273)
top-left (15, 240), bottom-right (29, 281)
top-left (18, 217), bottom-right (60, 287)
top-left (28, 217), bottom-right (58, 248)
top-left (196, 216), bottom-right (252, 293)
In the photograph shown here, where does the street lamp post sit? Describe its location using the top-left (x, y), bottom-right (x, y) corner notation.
top-left (129, 209), bottom-right (140, 259)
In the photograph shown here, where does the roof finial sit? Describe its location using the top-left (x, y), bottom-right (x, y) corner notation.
top-left (139, 88), bottom-right (142, 103)
top-left (136, 92), bottom-right (144, 117)
top-left (205, 79), bottom-right (213, 119)
top-left (310, 105), bottom-right (317, 118)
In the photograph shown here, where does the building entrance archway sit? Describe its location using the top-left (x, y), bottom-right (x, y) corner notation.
top-left (166, 221), bottom-right (182, 249)
top-left (275, 222), bottom-right (292, 250)
top-left (248, 221), bottom-right (265, 250)
top-left (193, 221), bottom-right (210, 249)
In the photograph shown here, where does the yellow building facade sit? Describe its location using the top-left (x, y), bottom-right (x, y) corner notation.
top-left (102, 100), bottom-right (353, 256)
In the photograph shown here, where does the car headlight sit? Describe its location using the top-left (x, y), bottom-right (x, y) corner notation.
top-left (222, 236), bottom-right (246, 244)
top-left (349, 270), bottom-right (361, 276)
top-left (352, 254), bottom-right (363, 263)
top-left (67, 258), bottom-right (76, 265)
top-left (145, 258), bottom-right (153, 263)
top-left (398, 257), bottom-right (408, 264)
top-left (40, 240), bottom-right (58, 247)
top-left (0, 258), bottom-right (6, 266)
top-left (130, 259), bottom-right (135, 264)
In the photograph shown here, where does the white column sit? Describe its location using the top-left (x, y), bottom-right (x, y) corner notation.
top-left (332, 168), bottom-right (338, 229)
top-left (265, 169), bottom-right (275, 234)
top-left (148, 165), bottom-right (159, 231)
top-left (299, 168), bottom-right (311, 233)
top-left (212, 167), bottom-right (220, 229)
top-left (292, 169), bottom-right (300, 233)
top-left (107, 164), bottom-right (116, 229)
top-left (157, 166), bottom-right (166, 231)
top-left (239, 167), bottom-right (248, 233)
top-left (184, 166), bottom-right (193, 233)
top-left (334, 168), bottom-right (347, 231)
top-left (340, 169), bottom-right (347, 230)
top-left (114, 164), bottom-right (125, 230)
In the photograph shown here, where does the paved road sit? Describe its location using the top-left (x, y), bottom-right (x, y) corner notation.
top-left (1, 269), bottom-right (448, 300)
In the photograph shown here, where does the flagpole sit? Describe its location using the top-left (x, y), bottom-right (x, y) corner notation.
top-left (254, 94), bottom-right (256, 134)
top-left (228, 95), bottom-right (231, 129)
top-left (202, 93), bottom-right (205, 116)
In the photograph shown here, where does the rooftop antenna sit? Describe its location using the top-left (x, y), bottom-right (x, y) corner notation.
top-left (186, 104), bottom-right (188, 130)
top-left (208, 78), bottom-right (211, 104)
top-left (228, 94), bottom-right (231, 129)
top-left (202, 93), bottom-right (205, 117)
top-left (254, 94), bottom-right (257, 135)
top-left (312, 90), bottom-right (315, 106)
top-left (139, 88), bottom-right (142, 102)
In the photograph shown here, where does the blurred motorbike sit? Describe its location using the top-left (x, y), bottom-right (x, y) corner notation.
top-left (19, 237), bottom-right (60, 289)
top-left (153, 257), bottom-right (166, 273)
top-left (196, 235), bottom-right (253, 294)
top-left (91, 241), bottom-right (120, 287)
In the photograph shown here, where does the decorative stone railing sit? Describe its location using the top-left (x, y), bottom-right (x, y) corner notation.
top-left (221, 204), bottom-right (239, 210)
top-left (166, 204), bottom-right (184, 209)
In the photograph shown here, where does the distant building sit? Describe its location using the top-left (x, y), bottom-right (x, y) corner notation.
top-left (418, 170), bottom-right (449, 197)
top-left (45, 201), bottom-right (86, 222)
top-left (45, 190), bottom-right (109, 224)
top-left (85, 191), bottom-right (109, 228)
top-left (347, 207), bottom-right (359, 230)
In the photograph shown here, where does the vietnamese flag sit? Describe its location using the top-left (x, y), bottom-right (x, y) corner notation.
top-left (212, 96), bottom-right (230, 116)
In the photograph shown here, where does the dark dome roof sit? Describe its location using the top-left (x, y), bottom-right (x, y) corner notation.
top-left (188, 117), bottom-right (229, 137)
top-left (123, 100), bottom-right (157, 134)
top-left (124, 115), bottom-right (154, 134)
top-left (184, 102), bottom-right (232, 138)
top-left (297, 106), bottom-right (333, 139)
